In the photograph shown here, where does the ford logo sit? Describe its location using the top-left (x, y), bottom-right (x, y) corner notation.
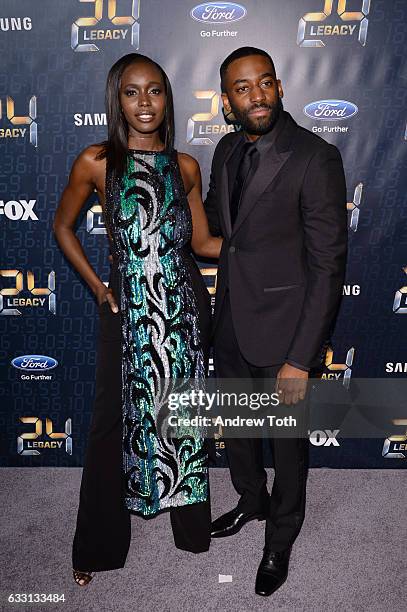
top-left (11, 355), bottom-right (58, 371)
top-left (190, 2), bottom-right (247, 24)
top-left (304, 100), bottom-right (358, 121)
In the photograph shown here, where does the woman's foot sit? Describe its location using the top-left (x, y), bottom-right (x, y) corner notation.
top-left (72, 569), bottom-right (95, 586)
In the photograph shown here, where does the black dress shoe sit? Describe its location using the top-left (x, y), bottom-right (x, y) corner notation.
top-left (255, 546), bottom-right (292, 596)
top-left (211, 507), bottom-right (266, 538)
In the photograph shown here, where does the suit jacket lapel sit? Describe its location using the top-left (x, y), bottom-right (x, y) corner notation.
top-left (231, 149), bottom-right (292, 235)
top-left (219, 134), bottom-right (243, 238)
top-left (230, 111), bottom-right (296, 237)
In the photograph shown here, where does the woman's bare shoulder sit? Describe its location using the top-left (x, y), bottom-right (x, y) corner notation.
top-left (177, 152), bottom-right (201, 194)
top-left (76, 143), bottom-right (106, 167)
top-left (177, 151), bottom-right (200, 174)
top-left (72, 144), bottom-right (106, 185)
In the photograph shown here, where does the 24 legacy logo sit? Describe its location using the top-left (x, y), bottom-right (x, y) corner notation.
top-left (0, 269), bottom-right (56, 315)
top-left (0, 95), bottom-right (37, 146)
top-left (382, 420), bottom-right (407, 459)
top-left (17, 416), bottom-right (72, 455)
top-left (393, 266), bottom-right (407, 314)
top-left (322, 346), bottom-right (354, 388)
top-left (187, 89), bottom-right (238, 145)
top-left (71, 0), bottom-right (140, 52)
top-left (297, 0), bottom-right (371, 47)
top-left (0, 199), bottom-right (38, 221)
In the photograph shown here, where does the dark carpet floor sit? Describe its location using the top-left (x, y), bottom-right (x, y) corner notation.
top-left (1, 468), bottom-right (405, 611)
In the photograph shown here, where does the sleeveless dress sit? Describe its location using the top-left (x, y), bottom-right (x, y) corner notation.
top-left (103, 148), bottom-right (209, 517)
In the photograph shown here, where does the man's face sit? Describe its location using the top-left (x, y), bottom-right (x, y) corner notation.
top-left (222, 54), bottom-right (284, 136)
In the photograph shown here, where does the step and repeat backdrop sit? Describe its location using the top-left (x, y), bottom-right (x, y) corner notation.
top-left (0, 1), bottom-right (406, 468)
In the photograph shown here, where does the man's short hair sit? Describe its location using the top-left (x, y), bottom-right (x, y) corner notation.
top-left (220, 47), bottom-right (276, 93)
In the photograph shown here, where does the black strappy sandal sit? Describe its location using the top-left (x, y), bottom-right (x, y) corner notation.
top-left (72, 569), bottom-right (95, 586)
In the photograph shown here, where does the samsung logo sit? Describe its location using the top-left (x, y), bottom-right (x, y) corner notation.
top-left (11, 355), bottom-right (58, 371)
top-left (385, 362), bottom-right (407, 373)
top-left (304, 100), bottom-right (358, 121)
top-left (191, 2), bottom-right (246, 24)
top-left (74, 113), bottom-right (107, 126)
top-left (0, 17), bottom-right (32, 31)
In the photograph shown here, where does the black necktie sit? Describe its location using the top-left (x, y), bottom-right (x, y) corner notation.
top-left (230, 141), bottom-right (257, 227)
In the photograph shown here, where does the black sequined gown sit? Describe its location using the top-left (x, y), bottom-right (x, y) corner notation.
top-left (72, 148), bottom-right (212, 571)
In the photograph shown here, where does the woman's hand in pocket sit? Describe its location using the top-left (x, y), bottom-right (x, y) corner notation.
top-left (96, 287), bottom-right (119, 313)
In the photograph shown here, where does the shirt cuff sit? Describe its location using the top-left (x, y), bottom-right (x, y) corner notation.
top-left (285, 359), bottom-right (310, 372)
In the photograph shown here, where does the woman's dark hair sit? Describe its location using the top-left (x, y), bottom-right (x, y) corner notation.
top-left (97, 53), bottom-right (174, 179)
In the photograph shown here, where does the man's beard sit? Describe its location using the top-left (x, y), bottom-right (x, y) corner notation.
top-left (232, 97), bottom-right (283, 135)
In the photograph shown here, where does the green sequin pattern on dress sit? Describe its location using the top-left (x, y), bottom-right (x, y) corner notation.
top-left (104, 149), bottom-right (208, 516)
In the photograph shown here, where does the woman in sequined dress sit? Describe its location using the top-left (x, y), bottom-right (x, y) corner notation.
top-left (53, 54), bottom-right (222, 586)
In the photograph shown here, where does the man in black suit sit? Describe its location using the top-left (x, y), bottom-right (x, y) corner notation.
top-left (204, 47), bottom-right (348, 597)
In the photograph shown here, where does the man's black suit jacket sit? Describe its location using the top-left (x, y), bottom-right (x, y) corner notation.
top-left (204, 110), bottom-right (348, 370)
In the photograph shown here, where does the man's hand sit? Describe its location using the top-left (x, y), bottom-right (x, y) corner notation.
top-left (276, 363), bottom-right (308, 405)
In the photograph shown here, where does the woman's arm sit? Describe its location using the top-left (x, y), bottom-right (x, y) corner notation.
top-left (53, 146), bottom-right (118, 311)
top-left (178, 153), bottom-right (223, 259)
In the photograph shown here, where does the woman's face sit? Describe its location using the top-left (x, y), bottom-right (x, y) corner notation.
top-left (119, 60), bottom-right (166, 139)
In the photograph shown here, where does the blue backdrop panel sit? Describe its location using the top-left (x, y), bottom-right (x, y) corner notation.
top-left (0, 0), bottom-right (406, 468)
